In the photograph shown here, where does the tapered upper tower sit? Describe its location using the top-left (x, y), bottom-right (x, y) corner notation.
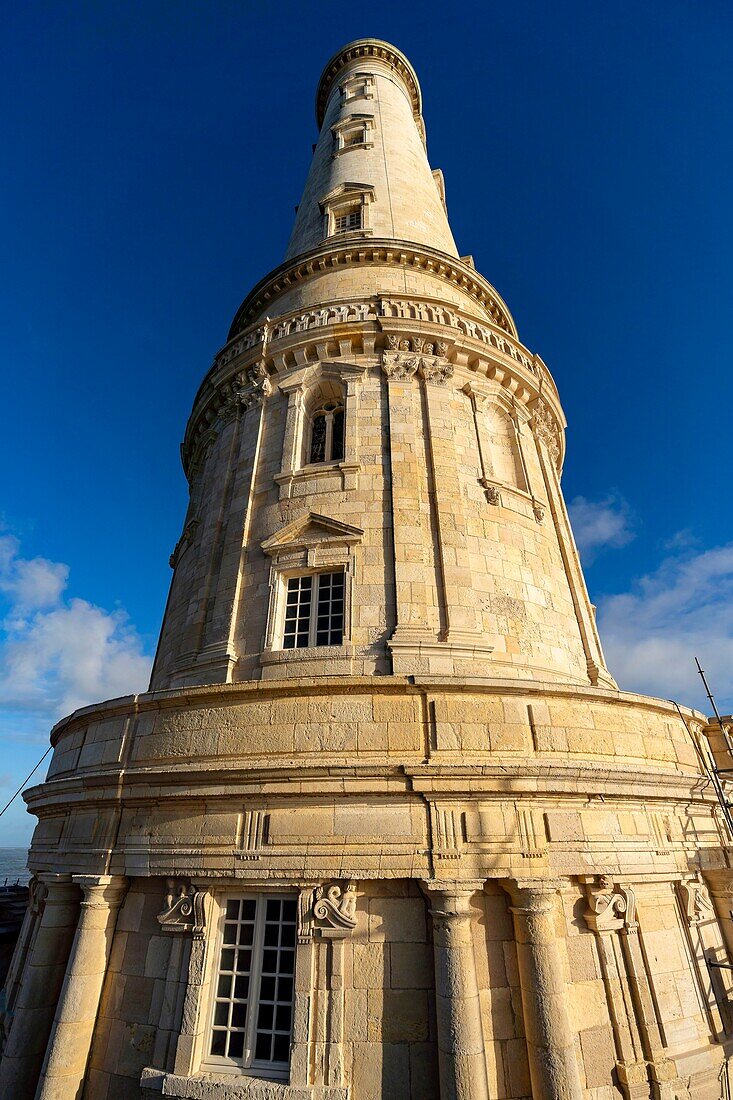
top-left (150, 39), bottom-right (614, 692)
top-left (286, 40), bottom-right (458, 258)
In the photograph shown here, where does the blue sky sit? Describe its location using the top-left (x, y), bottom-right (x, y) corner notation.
top-left (2, 1), bottom-right (732, 845)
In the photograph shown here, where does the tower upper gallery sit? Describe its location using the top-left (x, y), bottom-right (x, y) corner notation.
top-left (285, 39), bottom-right (459, 260)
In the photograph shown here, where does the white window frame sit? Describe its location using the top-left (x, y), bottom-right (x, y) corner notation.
top-left (333, 205), bottom-right (362, 233)
top-left (202, 893), bottom-right (298, 1081)
top-left (332, 114), bottom-right (375, 155)
top-left (280, 569), bottom-right (346, 650)
top-left (320, 184), bottom-right (375, 240)
top-left (340, 72), bottom-right (375, 106)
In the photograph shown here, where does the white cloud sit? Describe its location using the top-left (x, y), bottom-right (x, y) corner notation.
top-left (0, 535), bottom-right (151, 734)
top-left (569, 494), bottom-right (634, 563)
top-left (597, 542), bottom-right (733, 713)
top-left (0, 534), bottom-right (68, 610)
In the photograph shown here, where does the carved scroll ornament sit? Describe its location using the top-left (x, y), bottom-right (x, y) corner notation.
top-left (311, 880), bottom-right (357, 937)
top-left (677, 877), bottom-right (714, 926)
top-left (583, 876), bottom-right (637, 933)
top-left (158, 879), bottom-right (207, 938)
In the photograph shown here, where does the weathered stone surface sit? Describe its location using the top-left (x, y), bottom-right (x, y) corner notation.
top-left (3, 35), bottom-right (731, 1100)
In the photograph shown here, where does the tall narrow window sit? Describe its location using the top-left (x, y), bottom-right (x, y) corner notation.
top-left (282, 571), bottom-right (344, 649)
top-left (207, 895), bottom-right (297, 1079)
top-left (308, 401), bottom-right (345, 464)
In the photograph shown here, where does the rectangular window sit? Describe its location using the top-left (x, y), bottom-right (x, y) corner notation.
top-left (282, 571), bottom-right (344, 649)
top-left (334, 206), bottom-right (361, 233)
top-left (208, 895), bottom-right (297, 1078)
top-left (343, 126), bottom-right (366, 147)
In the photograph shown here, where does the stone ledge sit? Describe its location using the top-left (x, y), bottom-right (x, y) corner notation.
top-left (46, 674), bottom-right (707, 746)
top-left (141, 1066), bottom-right (348, 1100)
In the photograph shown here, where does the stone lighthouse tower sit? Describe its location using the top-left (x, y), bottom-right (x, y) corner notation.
top-left (3, 38), bottom-right (733, 1100)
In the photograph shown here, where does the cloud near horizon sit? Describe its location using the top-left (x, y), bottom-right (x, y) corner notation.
top-left (0, 534), bottom-right (152, 739)
top-left (597, 541), bottom-right (733, 714)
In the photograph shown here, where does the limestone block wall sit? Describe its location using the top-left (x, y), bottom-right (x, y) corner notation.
top-left (152, 301), bottom-right (609, 690)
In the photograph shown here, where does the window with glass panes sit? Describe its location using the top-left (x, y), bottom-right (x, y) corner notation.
top-left (208, 896), bottom-right (297, 1077)
top-left (282, 571), bottom-right (345, 649)
top-left (334, 206), bottom-right (361, 232)
top-left (308, 401), bottom-right (344, 464)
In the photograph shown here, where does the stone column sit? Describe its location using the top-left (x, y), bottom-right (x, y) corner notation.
top-left (504, 879), bottom-right (584, 1100)
top-left (34, 875), bottom-right (127, 1100)
top-left (0, 874), bottom-right (79, 1100)
top-left (423, 882), bottom-right (489, 1100)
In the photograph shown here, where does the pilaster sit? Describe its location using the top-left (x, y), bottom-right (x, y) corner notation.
top-left (35, 874), bottom-right (127, 1100)
top-left (0, 874), bottom-right (79, 1100)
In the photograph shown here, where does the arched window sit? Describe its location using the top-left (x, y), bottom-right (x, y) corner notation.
top-left (305, 384), bottom-right (345, 465)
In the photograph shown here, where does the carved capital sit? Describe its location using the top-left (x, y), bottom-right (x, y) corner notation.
top-left (220, 365), bottom-right (272, 420)
top-left (170, 517), bottom-right (200, 569)
top-left (582, 876), bottom-right (636, 933)
top-left (419, 357), bottom-right (454, 386)
top-left (310, 880), bottom-right (358, 938)
top-left (382, 350), bottom-right (420, 381)
top-left (158, 879), bottom-right (207, 938)
top-left (533, 400), bottom-right (562, 467)
top-left (382, 334), bottom-right (453, 385)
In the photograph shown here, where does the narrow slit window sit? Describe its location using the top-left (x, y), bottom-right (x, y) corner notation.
top-left (308, 401), bottom-right (345, 464)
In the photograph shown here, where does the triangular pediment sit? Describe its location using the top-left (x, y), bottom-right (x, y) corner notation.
top-left (261, 512), bottom-right (364, 556)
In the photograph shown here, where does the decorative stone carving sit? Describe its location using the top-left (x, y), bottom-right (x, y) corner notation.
top-left (382, 334), bottom-right (453, 385)
top-left (379, 297), bottom-right (533, 368)
top-left (157, 880), bottom-right (207, 938)
top-left (532, 501), bottom-right (545, 524)
top-left (266, 302), bottom-right (373, 344)
top-left (236, 809), bottom-right (269, 861)
top-left (215, 325), bottom-right (267, 371)
top-left (582, 876), bottom-right (636, 933)
top-left (678, 877), bottom-right (715, 926)
top-left (169, 517), bottom-right (200, 569)
top-left (220, 365), bottom-right (272, 422)
top-left (382, 351), bottom-right (420, 380)
top-left (419, 357), bottom-right (454, 386)
top-left (432, 806), bottom-right (465, 861)
top-left (533, 400), bottom-right (562, 467)
top-left (28, 876), bottom-right (48, 917)
top-left (311, 880), bottom-right (358, 936)
top-left (482, 481), bottom-right (501, 506)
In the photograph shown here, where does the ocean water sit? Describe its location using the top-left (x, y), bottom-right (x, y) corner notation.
top-left (0, 848), bottom-right (31, 886)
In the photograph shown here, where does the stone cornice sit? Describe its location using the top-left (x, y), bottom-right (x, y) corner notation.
top-left (315, 39), bottom-right (422, 127)
top-left (226, 240), bottom-right (517, 340)
top-left (182, 293), bottom-right (562, 481)
top-left (23, 762), bottom-right (720, 833)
